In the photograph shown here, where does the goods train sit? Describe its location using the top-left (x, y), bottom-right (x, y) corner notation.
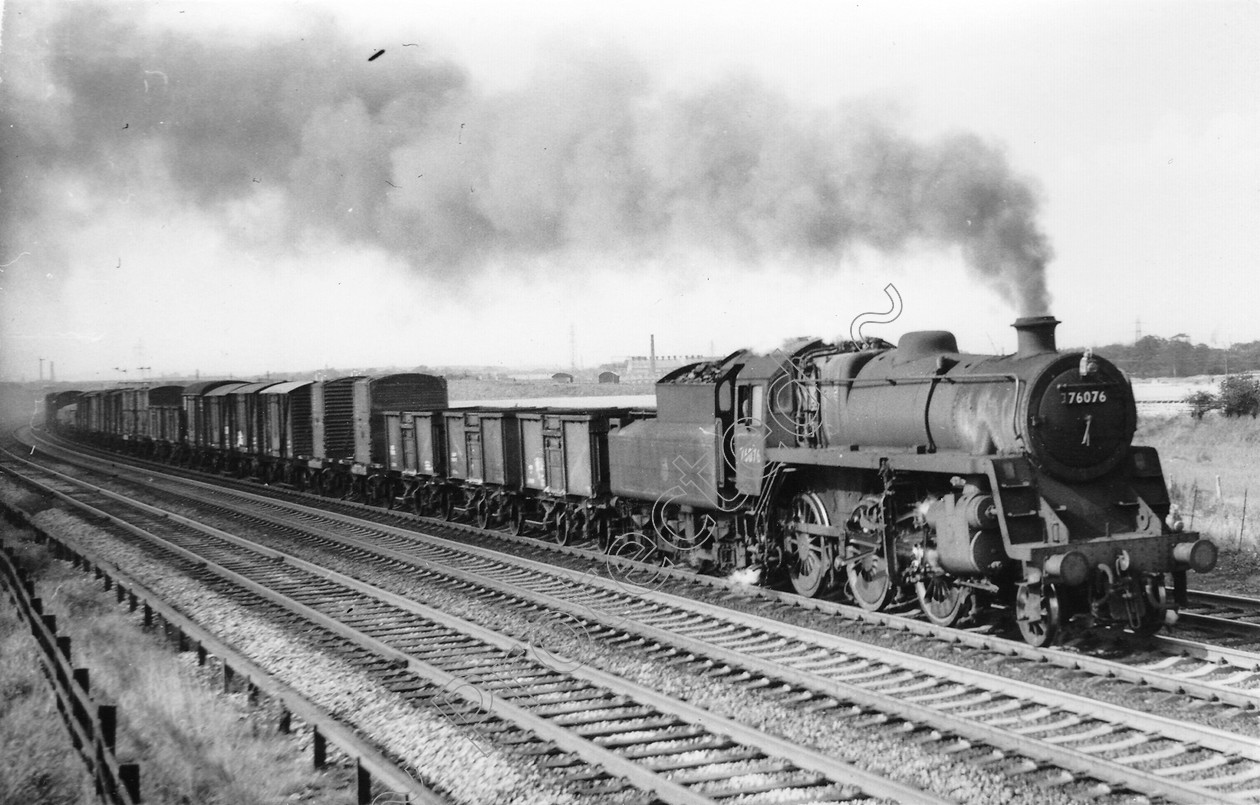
top-left (45, 315), bottom-right (1217, 646)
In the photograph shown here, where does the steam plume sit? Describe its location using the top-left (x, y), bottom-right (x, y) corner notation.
top-left (1, 3), bottom-right (1052, 313)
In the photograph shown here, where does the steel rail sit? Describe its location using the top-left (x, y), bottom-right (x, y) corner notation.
top-left (1, 447), bottom-right (943, 805)
top-left (14, 442), bottom-right (1260, 804)
top-left (1187, 589), bottom-right (1260, 611)
top-left (22, 427), bottom-right (1260, 700)
top-left (192, 501), bottom-right (1260, 803)
top-left (0, 473), bottom-right (447, 805)
top-left (111, 454), bottom-right (1260, 714)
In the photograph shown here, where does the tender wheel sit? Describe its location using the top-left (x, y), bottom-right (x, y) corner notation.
top-left (915, 577), bottom-right (974, 627)
top-left (1133, 574), bottom-right (1168, 637)
top-left (848, 544), bottom-right (893, 611)
top-left (475, 499), bottom-right (490, 529)
top-left (786, 492), bottom-right (833, 598)
top-left (1016, 581), bottom-right (1061, 647)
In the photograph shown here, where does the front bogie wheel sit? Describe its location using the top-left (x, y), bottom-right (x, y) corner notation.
top-left (1016, 581), bottom-right (1061, 647)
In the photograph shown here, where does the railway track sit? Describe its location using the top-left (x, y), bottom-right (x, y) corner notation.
top-left (3, 443), bottom-right (938, 803)
top-left (39, 429), bottom-right (1260, 654)
top-left (1181, 589), bottom-right (1260, 633)
top-left (9, 433), bottom-right (1260, 802)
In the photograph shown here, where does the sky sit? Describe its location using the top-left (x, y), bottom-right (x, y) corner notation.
top-left (1, 0), bottom-right (1257, 382)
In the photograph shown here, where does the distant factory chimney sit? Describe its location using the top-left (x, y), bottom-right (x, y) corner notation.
top-left (650, 334), bottom-right (656, 379)
top-left (50, 361), bottom-right (55, 383)
top-left (1013, 315), bottom-right (1060, 358)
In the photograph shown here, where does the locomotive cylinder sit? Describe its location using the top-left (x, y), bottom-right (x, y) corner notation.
top-left (934, 529), bottom-right (1005, 575)
top-left (926, 493), bottom-right (1005, 575)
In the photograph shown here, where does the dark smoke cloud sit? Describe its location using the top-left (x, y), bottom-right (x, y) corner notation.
top-left (2, 2), bottom-right (1052, 313)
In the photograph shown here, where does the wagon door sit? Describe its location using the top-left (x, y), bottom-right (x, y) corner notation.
top-left (481, 415), bottom-right (504, 485)
top-left (384, 412), bottom-right (404, 472)
top-left (520, 415), bottom-right (546, 490)
top-left (544, 414), bottom-right (566, 494)
top-left (563, 419), bottom-right (594, 498)
top-left (466, 417), bottom-right (484, 483)
top-left (400, 413), bottom-right (418, 473)
top-left (445, 412), bottom-right (468, 480)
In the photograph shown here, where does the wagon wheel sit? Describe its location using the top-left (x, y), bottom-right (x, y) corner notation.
top-left (915, 577), bottom-right (974, 627)
top-left (1016, 582), bottom-right (1061, 647)
top-left (339, 475), bottom-right (357, 501)
top-left (847, 541), bottom-right (893, 611)
top-left (554, 513), bottom-right (574, 547)
top-left (398, 487), bottom-right (416, 514)
top-left (416, 485), bottom-right (437, 516)
top-left (606, 531), bottom-right (666, 586)
top-left (331, 471), bottom-right (346, 498)
top-left (475, 498), bottom-right (491, 529)
top-left (581, 511), bottom-right (600, 544)
top-left (441, 491), bottom-right (458, 522)
top-left (505, 500), bottom-right (525, 536)
top-left (595, 515), bottom-right (613, 554)
top-left (786, 492), bottom-right (833, 598)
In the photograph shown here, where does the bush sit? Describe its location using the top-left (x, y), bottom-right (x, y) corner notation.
top-left (1219, 374), bottom-right (1260, 418)
top-left (1185, 390), bottom-right (1219, 421)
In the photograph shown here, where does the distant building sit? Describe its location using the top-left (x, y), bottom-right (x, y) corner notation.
top-left (598, 371), bottom-right (620, 384)
top-left (507, 373), bottom-right (556, 382)
top-left (620, 354), bottom-right (711, 382)
top-left (551, 372), bottom-right (574, 383)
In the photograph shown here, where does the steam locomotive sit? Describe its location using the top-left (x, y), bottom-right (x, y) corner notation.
top-left (49, 315), bottom-right (1216, 645)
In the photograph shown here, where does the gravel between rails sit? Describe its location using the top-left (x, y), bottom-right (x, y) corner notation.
top-left (20, 507), bottom-right (620, 805)
top-left (5, 460), bottom-right (1177, 805)
top-left (127, 500), bottom-right (1102, 805)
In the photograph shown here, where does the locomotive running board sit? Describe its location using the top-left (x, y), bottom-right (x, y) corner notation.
top-left (766, 446), bottom-right (992, 475)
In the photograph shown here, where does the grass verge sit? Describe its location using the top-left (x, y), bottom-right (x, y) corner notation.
top-left (0, 495), bottom-right (358, 804)
top-left (1137, 413), bottom-right (1260, 591)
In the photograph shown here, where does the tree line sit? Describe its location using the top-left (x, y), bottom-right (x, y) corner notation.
top-left (1185, 376), bottom-right (1260, 420)
top-left (1085, 335), bottom-right (1260, 379)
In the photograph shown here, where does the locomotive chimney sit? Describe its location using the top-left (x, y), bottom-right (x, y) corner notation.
top-left (1012, 315), bottom-right (1060, 357)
